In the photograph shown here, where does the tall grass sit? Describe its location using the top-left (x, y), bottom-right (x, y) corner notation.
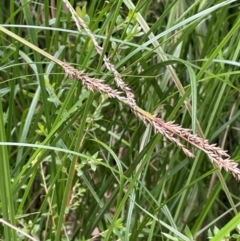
top-left (0, 0), bottom-right (240, 240)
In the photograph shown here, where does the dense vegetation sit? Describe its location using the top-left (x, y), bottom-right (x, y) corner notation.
top-left (1, 0), bottom-right (240, 240)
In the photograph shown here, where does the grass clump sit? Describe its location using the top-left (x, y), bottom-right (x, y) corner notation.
top-left (1, 0), bottom-right (240, 240)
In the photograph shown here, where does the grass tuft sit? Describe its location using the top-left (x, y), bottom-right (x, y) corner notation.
top-left (0, 0), bottom-right (240, 240)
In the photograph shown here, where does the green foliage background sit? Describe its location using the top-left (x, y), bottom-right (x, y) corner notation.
top-left (0, 0), bottom-right (240, 240)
